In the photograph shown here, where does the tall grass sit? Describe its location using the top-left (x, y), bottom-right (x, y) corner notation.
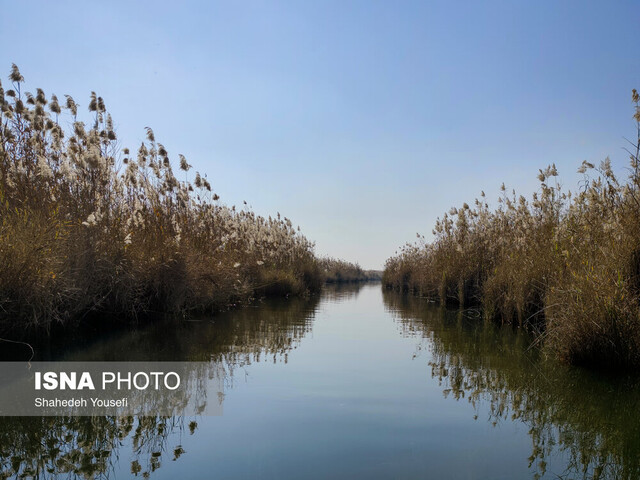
top-left (0, 64), bottom-right (322, 335)
top-left (383, 90), bottom-right (640, 369)
top-left (319, 257), bottom-right (381, 283)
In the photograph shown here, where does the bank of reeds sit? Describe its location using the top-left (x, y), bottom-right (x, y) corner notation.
top-left (383, 90), bottom-right (640, 369)
top-left (319, 257), bottom-right (381, 283)
top-left (0, 65), bottom-right (322, 335)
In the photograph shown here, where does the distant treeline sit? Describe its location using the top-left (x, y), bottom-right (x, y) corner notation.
top-left (319, 257), bottom-right (382, 283)
top-left (0, 65), bottom-right (325, 336)
top-left (384, 90), bottom-right (640, 370)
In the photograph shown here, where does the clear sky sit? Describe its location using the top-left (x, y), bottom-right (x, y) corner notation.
top-left (2, 1), bottom-right (639, 269)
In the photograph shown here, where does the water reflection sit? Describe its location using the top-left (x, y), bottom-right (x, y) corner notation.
top-left (0, 415), bottom-right (196, 479)
top-left (0, 294), bottom-right (321, 479)
top-left (383, 290), bottom-right (640, 480)
top-left (319, 282), bottom-right (367, 303)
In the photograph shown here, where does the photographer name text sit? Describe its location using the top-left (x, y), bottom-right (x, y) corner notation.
top-left (34, 397), bottom-right (129, 408)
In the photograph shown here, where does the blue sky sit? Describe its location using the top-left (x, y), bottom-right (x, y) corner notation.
top-left (2, 1), bottom-right (639, 268)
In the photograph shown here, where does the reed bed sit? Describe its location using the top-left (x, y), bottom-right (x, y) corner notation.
top-left (319, 257), bottom-right (381, 283)
top-left (0, 65), bottom-right (322, 335)
top-left (383, 90), bottom-right (640, 369)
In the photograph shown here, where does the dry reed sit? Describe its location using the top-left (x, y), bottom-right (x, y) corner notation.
top-left (383, 90), bottom-right (640, 369)
top-left (0, 65), bottom-right (323, 335)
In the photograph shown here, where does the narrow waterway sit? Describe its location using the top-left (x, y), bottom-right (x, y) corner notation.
top-left (2, 284), bottom-right (639, 479)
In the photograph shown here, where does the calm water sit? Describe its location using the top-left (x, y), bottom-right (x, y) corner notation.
top-left (2, 284), bottom-right (640, 479)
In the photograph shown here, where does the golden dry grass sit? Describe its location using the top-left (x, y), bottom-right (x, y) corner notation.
top-left (0, 65), bottom-right (322, 335)
top-left (384, 90), bottom-right (640, 369)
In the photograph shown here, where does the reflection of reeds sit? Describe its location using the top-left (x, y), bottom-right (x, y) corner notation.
top-left (384, 290), bottom-right (640, 480)
top-left (0, 291), bottom-right (321, 478)
top-left (320, 281), bottom-right (367, 302)
top-left (0, 414), bottom-right (196, 479)
top-left (0, 65), bottom-right (323, 335)
top-left (40, 293), bottom-right (320, 363)
top-left (383, 91), bottom-right (640, 369)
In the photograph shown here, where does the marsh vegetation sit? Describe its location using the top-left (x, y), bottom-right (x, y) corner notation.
top-left (319, 257), bottom-right (382, 283)
top-left (0, 65), bottom-right (324, 336)
top-left (384, 91), bottom-right (640, 369)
